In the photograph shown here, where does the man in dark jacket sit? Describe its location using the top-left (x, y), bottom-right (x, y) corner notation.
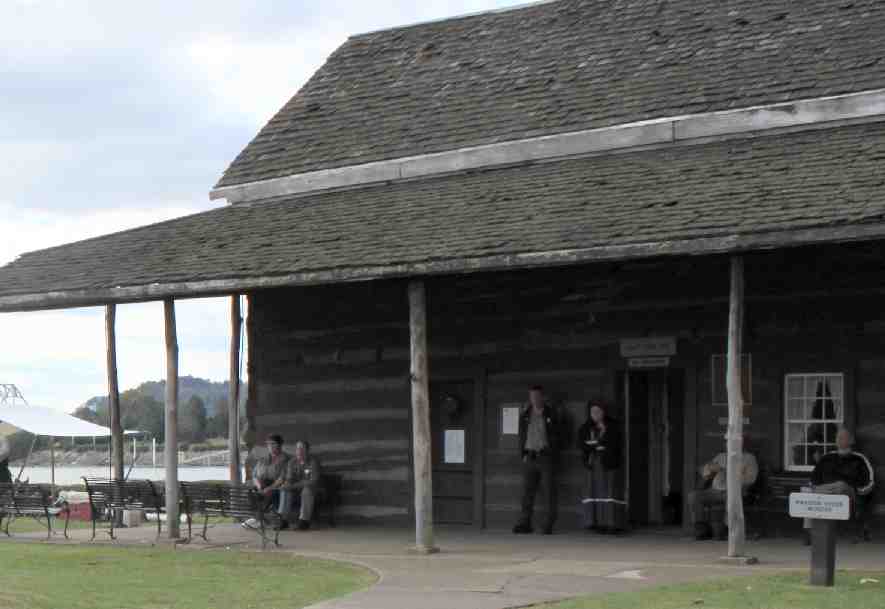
top-left (513, 385), bottom-right (560, 535)
top-left (805, 428), bottom-right (875, 543)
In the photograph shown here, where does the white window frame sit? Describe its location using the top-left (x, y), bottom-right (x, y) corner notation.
top-left (783, 373), bottom-right (845, 473)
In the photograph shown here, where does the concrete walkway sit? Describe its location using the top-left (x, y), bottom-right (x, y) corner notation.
top-left (14, 522), bottom-right (885, 609)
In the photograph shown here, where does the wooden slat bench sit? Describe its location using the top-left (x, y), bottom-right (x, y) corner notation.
top-left (82, 477), bottom-right (163, 540)
top-left (180, 482), bottom-right (281, 548)
top-left (315, 473), bottom-right (341, 528)
top-left (0, 483), bottom-right (63, 539)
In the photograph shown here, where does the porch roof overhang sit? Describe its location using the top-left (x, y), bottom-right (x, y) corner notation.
top-left (2, 121), bottom-right (885, 313)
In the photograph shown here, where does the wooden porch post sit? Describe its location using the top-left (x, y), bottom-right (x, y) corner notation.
top-left (106, 304), bottom-right (125, 483)
top-left (726, 256), bottom-right (746, 558)
top-left (164, 298), bottom-right (180, 538)
top-left (408, 280), bottom-right (437, 553)
top-left (229, 295), bottom-right (242, 483)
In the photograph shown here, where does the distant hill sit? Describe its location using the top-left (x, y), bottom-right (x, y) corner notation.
top-left (82, 376), bottom-right (245, 416)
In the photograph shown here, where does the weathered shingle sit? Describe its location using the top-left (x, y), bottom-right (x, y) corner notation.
top-left (3, 123), bottom-right (885, 307)
top-left (216, 0), bottom-right (885, 188)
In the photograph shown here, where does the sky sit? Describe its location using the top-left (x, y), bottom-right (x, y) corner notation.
top-left (0, 0), bottom-right (525, 412)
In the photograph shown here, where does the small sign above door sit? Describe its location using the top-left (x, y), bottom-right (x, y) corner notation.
top-left (620, 337), bottom-right (677, 358)
top-left (628, 356), bottom-right (670, 369)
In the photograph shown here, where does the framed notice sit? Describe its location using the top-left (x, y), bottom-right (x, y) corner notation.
top-left (502, 406), bottom-right (520, 435)
top-left (444, 429), bottom-right (465, 464)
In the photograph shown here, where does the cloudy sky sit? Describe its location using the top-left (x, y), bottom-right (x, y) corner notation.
top-left (0, 0), bottom-right (524, 411)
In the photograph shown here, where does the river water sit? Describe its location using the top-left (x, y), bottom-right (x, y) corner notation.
top-left (20, 466), bottom-right (237, 486)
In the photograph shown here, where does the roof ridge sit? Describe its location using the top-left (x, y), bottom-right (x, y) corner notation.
top-left (349, 0), bottom-right (561, 38)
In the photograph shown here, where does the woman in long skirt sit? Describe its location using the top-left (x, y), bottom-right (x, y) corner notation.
top-left (578, 401), bottom-right (627, 533)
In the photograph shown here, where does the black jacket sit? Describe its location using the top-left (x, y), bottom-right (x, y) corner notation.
top-left (577, 417), bottom-right (621, 471)
top-left (518, 405), bottom-right (560, 457)
top-left (812, 451), bottom-right (875, 495)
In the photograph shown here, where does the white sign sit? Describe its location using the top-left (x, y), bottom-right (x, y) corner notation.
top-left (444, 429), bottom-right (465, 464)
top-left (501, 406), bottom-right (521, 435)
top-left (619, 337), bottom-right (677, 358)
top-left (789, 493), bottom-right (851, 521)
top-left (628, 356), bottom-right (670, 369)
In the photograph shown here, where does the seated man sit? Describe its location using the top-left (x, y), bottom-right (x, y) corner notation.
top-left (804, 428), bottom-right (875, 544)
top-left (689, 443), bottom-right (758, 540)
top-left (243, 434), bottom-right (290, 529)
top-left (280, 440), bottom-right (321, 531)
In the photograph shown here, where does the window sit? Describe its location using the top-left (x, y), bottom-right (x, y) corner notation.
top-left (784, 373), bottom-right (844, 472)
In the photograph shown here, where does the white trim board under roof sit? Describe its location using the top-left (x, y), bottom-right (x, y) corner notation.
top-left (211, 88), bottom-right (885, 204)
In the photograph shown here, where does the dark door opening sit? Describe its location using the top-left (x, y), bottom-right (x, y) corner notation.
top-left (617, 369), bottom-right (685, 527)
top-left (430, 381), bottom-right (475, 525)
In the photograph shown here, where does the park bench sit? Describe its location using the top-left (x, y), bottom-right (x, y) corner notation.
top-left (180, 481), bottom-right (281, 548)
top-left (82, 477), bottom-right (163, 540)
top-left (0, 482), bottom-right (64, 539)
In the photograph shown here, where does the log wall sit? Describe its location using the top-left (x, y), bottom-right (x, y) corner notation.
top-left (248, 241), bottom-right (885, 530)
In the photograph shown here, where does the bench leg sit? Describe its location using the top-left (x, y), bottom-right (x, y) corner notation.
top-left (200, 514), bottom-right (210, 542)
top-left (43, 507), bottom-right (51, 539)
top-left (155, 508), bottom-right (162, 539)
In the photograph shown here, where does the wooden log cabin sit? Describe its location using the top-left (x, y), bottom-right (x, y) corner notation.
top-left (3, 0), bottom-right (885, 541)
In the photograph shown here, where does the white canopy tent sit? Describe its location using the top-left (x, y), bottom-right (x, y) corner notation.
top-left (0, 403), bottom-right (142, 489)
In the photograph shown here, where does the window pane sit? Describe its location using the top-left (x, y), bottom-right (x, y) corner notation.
top-left (809, 445), bottom-right (826, 466)
top-left (787, 376), bottom-right (804, 400)
top-left (805, 377), bottom-right (819, 400)
top-left (788, 423), bottom-right (806, 445)
top-left (831, 399), bottom-right (843, 421)
top-left (788, 399), bottom-right (804, 420)
top-left (790, 444), bottom-right (808, 467)
top-left (825, 424), bottom-right (837, 444)
top-left (807, 422), bottom-right (825, 444)
top-left (828, 376), bottom-right (843, 399)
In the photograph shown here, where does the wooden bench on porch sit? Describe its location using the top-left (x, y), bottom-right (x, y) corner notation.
top-left (180, 481), bottom-right (281, 548)
top-left (0, 483), bottom-right (64, 539)
top-left (82, 477), bottom-right (163, 540)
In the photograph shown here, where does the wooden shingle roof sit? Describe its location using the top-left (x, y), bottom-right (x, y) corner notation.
top-left (216, 0), bottom-right (885, 188)
top-left (3, 122), bottom-right (885, 311)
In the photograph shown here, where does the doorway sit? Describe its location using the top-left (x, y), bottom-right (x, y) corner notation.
top-left (429, 380), bottom-right (475, 524)
top-left (617, 369), bottom-right (685, 527)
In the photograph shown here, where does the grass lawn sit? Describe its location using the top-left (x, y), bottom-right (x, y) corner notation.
top-left (0, 542), bottom-right (376, 609)
top-left (535, 572), bottom-right (885, 609)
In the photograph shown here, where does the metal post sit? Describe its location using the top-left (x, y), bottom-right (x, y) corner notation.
top-left (810, 520), bottom-right (837, 586)
top-left (229, 295), bottom-right (242, 483)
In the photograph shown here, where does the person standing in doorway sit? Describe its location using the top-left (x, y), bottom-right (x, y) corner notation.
top-left (578, 401), bottom-right (626, 534)
top-left (514, 385), bottom-right (560, 535)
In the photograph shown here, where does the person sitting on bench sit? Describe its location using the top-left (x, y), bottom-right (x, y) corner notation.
top-left (689, 440), bottom-right (758, 540)
top-left (243, 434), bottom-right (290, 529)
top-left (803, 428), bottom-right (874, 544)
top-left (280, 440), bottom-right (321, 531)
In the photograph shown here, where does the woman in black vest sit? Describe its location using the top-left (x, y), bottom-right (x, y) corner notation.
top-left (578, 400), bottom-right (626, 533)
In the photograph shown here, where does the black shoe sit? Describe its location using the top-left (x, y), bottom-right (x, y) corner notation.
top-left (542, 526), bottom-right (554, 535)
top-left (296, 519), bottom-right (311, 531)
top-left (513, 523), bottom-right (533, 534)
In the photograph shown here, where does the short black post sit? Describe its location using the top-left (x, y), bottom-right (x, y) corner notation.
top-left (810, 519), bottom-right (837, 586)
